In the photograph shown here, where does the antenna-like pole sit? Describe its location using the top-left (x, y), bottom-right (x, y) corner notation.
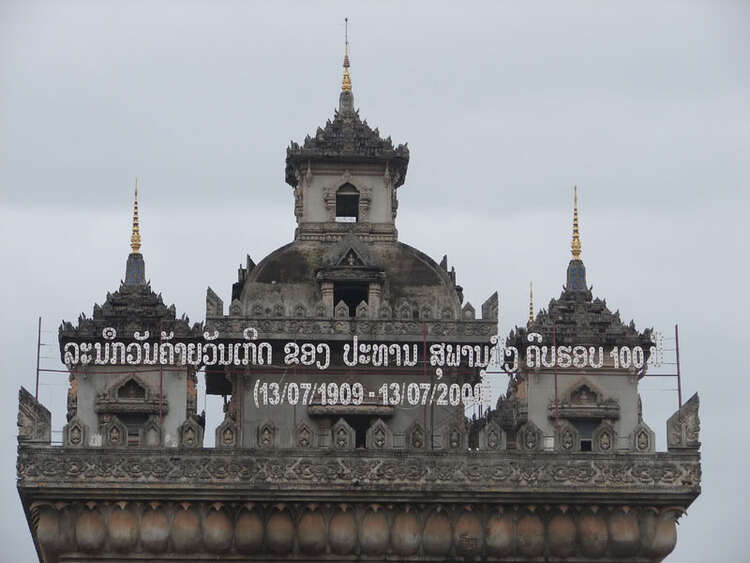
top-left (35, 317), bottom-right (41, 400)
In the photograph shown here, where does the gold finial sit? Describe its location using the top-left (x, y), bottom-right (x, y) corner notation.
top-left (528, 281), bottom-right (534, 326)
top-left (341, 18), bottom-right (352, 92)
top-left (571, 185), bottom-right (582, 260)
top-left (130, 178), bottom-right (141, 253)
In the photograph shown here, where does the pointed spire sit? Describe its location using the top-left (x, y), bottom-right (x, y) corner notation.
top-left (130, 178), bottom-right (141, 253)
top-left (565, 185), bottom-right (588, 293)
top-left (571, 185), bottom-right (582, 260)
top-left (528, 281), bottom-right (534, 327)
top-left (341, 17), bottom-right (352, 93)
top-left (125, 178), bottom-right (146, 286)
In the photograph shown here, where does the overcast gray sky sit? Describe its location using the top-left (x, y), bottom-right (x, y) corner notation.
top-left (1, 1), bottom-right (748, 560)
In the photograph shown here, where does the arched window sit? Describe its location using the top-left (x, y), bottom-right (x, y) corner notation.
top-left (335, 183), bottom-right (359, 222)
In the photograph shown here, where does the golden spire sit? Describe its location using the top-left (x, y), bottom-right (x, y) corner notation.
top-left (130, 178), bottom-right (141, 253)
top-left (528, 281), bottom-right (534, 326)
top-left (341, 17), bottom-right (352, 92)
top-left (571, 185), bottom-right (582, 260)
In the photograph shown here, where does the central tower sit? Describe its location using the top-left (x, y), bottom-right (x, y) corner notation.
top-left (285, 27), bottom-right (409, 243)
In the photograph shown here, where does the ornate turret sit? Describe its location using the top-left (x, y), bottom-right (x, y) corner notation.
top-left (59, 182), bottom-right (201, 342)
top-left (285, 21), bottom-right (409, 227)
top-left (511, 188), bottom-right (651, 349)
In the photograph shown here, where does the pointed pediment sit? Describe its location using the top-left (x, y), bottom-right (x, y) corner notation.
top-left (321, 234), bottom-right (380, 269)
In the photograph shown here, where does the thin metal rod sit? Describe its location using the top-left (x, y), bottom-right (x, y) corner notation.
top-left (552, 324), bottom-right (559, 432)
top-left (159, 321), bottom-right (164, 425)
top-left (35, 317), bottom-right (41, 400)
top-left (422, 322), bottom-right (429, 447)
top-left (675, 323), bottom-right (683, 417)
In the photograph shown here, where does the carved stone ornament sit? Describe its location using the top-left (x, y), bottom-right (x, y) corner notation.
top-left (516, 421), bottom-right (543, 452)
top-left (555, 421), bottom-right (580, 453)
top-left (405, 421), bottom-right (426, 450)
top-left (296, 422), bottom-right (314, 449)
top-left (215, 414), bottom-right (238, 449)
top-left (593, 421), bottom-right (617, 453)
top-left (334, 300), bottom-right (349, 319)
top-left (366, 418), bottom-right (393, 449)
top-left (398, 302), bottom-right (411, 321)
top-left (102, 416), bottom-right (128, 448)
top-left (62, 416), bottom-right (88, 448)
top-left (549, 377), bottom-right (620, 421)
top-left (202, 316), bottom-right (496, 340)
top-left (229, 299), bottom-right (242, 316)
top-left (355, 300), bottom-right (368, 319)
top-left (631, 421), bottom-right (656, 453)
top-left (442, 424), bottom-right (466, 450)
top-left (478, 421), bottom-right (505, 451)
top-left (667, 392), bottom-right (700, 450)
top-left (17, 387), bottom-right (51, 444)
top-left (332, 418), bottom-right (355, 450)
top-left (142, 416), bottom-right (162, 447)
top-left (95, 373), bottom-right (168, 416)
top-left (179, 416), bottom-right (204, 448)
top-left (257, 420), bottom-right (276, 449)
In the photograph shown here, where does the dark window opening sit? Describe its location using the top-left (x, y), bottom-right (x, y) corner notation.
top-left (118, 413), bottom-right (149, 447)
top-left (334, 282), bottom-right (368, 317)
top-left (571, 418), bottom-right (598, 452)
top-left (344, 415), bottom-right (370, 448)
top-left (336, 183), bottom-right (359, 223)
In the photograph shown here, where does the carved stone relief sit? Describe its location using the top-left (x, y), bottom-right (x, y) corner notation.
top-left (332, 418), bottom-right (355, 450)
top-left (366, 418), bottom-right (392, 449)
top-left (593, 421), bottom-right (616, 453)
top-left (478, 421), bottom-right (505, 451)
top-left (62, 417), bottom-right (88, 448)
top-left (178, 416), bottom-right (204, 448)
top-left (257, 421), bottom-right (276, 449)
top-left (102, 416), bottom-right (128, 448)
top-left (17, 387), bottom-right (51, 444)
top-left (631, 422), bottom-right (656, 453)
top-left (517, 421), bottom-right (543, 452)
top-left (555, 422), bottom-right (580, 453)
top-left (405, 421), bottom-right (426, 450)
top-left (215, 414), bottom-right (238, 449)
top-left (667, 392), bottom-right (700, 450)
top-left (296, 422), bottom-right (314, 449)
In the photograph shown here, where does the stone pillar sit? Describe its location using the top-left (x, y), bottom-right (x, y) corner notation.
top-left (368, 283), bottom-right (382, 319)
top-left (317, 418), bottom-right (332, 448)
top-left (321, 282), bottom-right (334, 317)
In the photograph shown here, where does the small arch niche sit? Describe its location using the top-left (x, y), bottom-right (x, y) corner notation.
top-left (335, 183), bottom-right (359, 223)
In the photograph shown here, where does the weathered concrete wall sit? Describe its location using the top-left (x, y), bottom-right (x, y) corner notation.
top-left (72, 365), bottom-right (189, 447)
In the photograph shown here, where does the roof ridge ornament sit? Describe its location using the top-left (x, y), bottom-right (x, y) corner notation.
top-left (571, 185), bottom-right (581, 260)
top-left (130, 178), bottom-right (141, 254)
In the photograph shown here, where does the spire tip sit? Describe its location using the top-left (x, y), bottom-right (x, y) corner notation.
top-left (528, 281), bottom-right (534, 326)
top-left (571, 185), bottom-right (581, 260)
top-left (341, 18), bottom-right (352, 92)
top-left (130, 178), bottom-right (141, 253)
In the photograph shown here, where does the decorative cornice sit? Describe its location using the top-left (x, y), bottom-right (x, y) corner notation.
top-left (204, 316), bottom-right (497, 342)
top-left (17, 446), bottom-right (700, 498)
